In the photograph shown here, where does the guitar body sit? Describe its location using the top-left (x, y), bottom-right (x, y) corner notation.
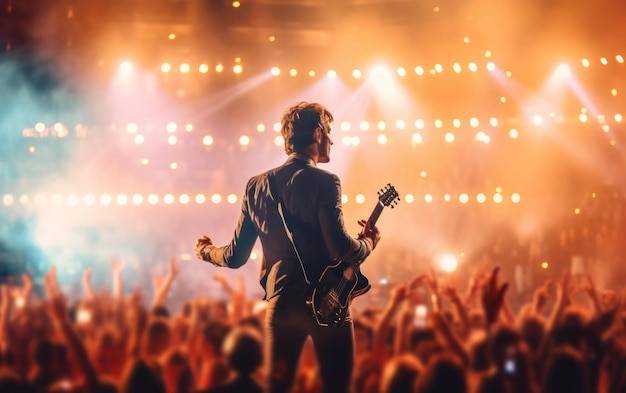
top-left (308, 183), bottom-right (399, 326)
top-left (310, 261), bottom-right (371, 326)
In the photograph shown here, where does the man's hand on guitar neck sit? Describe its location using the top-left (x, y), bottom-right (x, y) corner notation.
top-left (358, 219), bottom-right (381, 250)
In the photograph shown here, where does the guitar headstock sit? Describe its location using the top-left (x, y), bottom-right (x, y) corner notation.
top-left (378, 183), bottom-right (400, 208)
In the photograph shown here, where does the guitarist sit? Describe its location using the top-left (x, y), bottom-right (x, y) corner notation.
top-left (194, 101), bottom-right (381, 393)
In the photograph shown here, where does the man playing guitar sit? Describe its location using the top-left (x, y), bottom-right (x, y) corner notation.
top-left (195, 101), bottom-right (381, 393)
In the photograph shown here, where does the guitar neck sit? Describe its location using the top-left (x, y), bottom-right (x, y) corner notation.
top-left (367, 201), bottom-right (385, 227)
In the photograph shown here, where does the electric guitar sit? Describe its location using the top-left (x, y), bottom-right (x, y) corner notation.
top-left (309, 183), bottom-right (399, 326)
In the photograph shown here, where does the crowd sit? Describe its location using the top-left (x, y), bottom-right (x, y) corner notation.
top-left (1, 249), bottom-right (626, 393)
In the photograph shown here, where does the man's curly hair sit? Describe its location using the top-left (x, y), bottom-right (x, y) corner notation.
top-left (280, 102), bottom-right (333, 155)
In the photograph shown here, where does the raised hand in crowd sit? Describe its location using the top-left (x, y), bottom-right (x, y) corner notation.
top-left (480, 267), bottom-right (509, 327)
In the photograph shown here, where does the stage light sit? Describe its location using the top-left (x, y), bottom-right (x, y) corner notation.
top-left (170, 162), bottom-right (178, 170)
top-left (120, 61), bottom-right (132, 74)
top-left (468, 62), bottom-right (478, 72)
top-left (84, 195), bottom-right (95, 206)
top-left (617, 55), bottom-right (624, 63)
top-left (486, 62), bottom-right (495, 71)
top-left (327, 69), bottom-right (337, 78)
top-left (216, 64), bottom-right (224, 72)
top-left (555, 64), bottom-right (571, 79)
top-left (453, 62), bottom-right (462, 73)
top-left (68, 194), bottom-right (80, 206)
top-left (512, 193), bottom-right (521, 203)
top-left (19, 195), bottom-right (28, 205)
top-left (424, 194), bottom-right (433, 203)
top-left (235, 57), bottom-right (241, 63)
top-left (168, 33), bottom-right (176, 40)
top-left (463, 37), bottom-right (470, 43)
top-left (202, 135), bottom-right (213, 146)
top-left (533, 115), bottom-right (543, 125)
top-left (308, 70), bottom-right (315, 77)
top-left (469, 117), bottom-right (479, 128)
top-left (477, 193), bottom-right (486, 203)
top-left (148, 194), bottom-right (159, 204)
top-left (342, 136), bottom-right (352, 146)
top-left (397, 67), bottom-right (406, 76)
top-left (232, 1), bottom-right (240, 8)
top-left (166, 122), bottom-right (177, 133)
top-left (415, 119), bottom-right (425, 129)
top-left (377, 134), bottom-right (388, 144)
top-left (414, 66), bottom-right (424, 75)
top-left (233, 64), bottom-right (243, 74)
top-left (340, 121), bottom-right (350, 131)
top-left (420, 171), bottom-right (427, 177)
top-left (405, 194), bottom-right (414, 203)
top-left (35, 122), bottom-right (45, 132)
top-left (227, 194), bottom-right (238, 204)
top-left (180, 194), bottom-right (190, 204)
top-left (600, 57), bottom-right (608, 65)
top-left (28, 146), bottom-right (35, 153)
top-left (289, 68), bottom-right (297, 77)
top-left (274, 136), bottom-right (284, 146)
top-left (185, 124), bottom-right (193, 132)
top-left (161, 63), bottom-right (171, 72)
top-left (574, 207), bottom-right (581, 214)
top-left (273, 122), bottom-right (281, 132)
top-left (359, 121), bottom-right (370, 131)
top-left (180, 63), bottom-right (190, 73)
top-left (351, 136), bottom-right (360, 146)
top-left (603, 125), bottom-right (610, 132)
top-left (211, 194), bottom-right (222, 204)
top-left (195, 194), bottom-right (206, 204)
top-left (2, 194), bottom-right (14, 206)
top-left (459, 193), bottom-right (469, 203)
top-left (493, 193), bottom-right (503, 203)
top-left (341, 194), bottom-right (349, 204)
top-left (239, 135), bottom-right (250, 146)
top-left (116, 194), bottom-right (128, 205)
top-left (134, 135), bottom-right (144, 145)
top-left (100, 194), bottom-right (112, 205)
top-left (412, 133), bottom-right (423, 144)
top-left (164, 194), bottom-right (174, 204)
top-left (439, 254), bottom-right (458, 272)
top-left (579, 113), bottom-right (588, 123)
top-left (256, 124), bottom-right (265, 132)
top-left (490, 117), bottom-right (498, 127)
top-left (269, 36), bottom-right (275, 42)
top-left (509, 128), bottom-right (519, 138)
top-left (199, 64), bottom-right (209, 73)
top-left (132, 194), bottom-right (143, 205)
top-left (581, 58), bottom-right (590, 67)
top-left (611, 88), bottom-right (618, 96)
top-left (541, 261), bottom-right (549, 269)
top-left (444, 193), bottom-right (451, 202)
top-left (444, 132), bottom-right (455, 143)
top-left (377, 121), bottom-right (386, 130)
top-left (485, 50), bottom-right (492, 57)
top-left (270, 67), bottom-right (280, 76)
top-left (355, 194), bottom-right (365, 204)
top-left (434, 119), bottom-right (442, 128)
top-left (168, 135), bottom-right (177, 145)
top-left (616, 114), bottom-right (623, 122)
top-left (127, 123), bottom-right (138, 133)
top-left (395, 120), bottom-right (405, 130)
top-left (453, 119), bottom-right (461, 128)
top-left (352, 69), bottom-right (362, 79)
top-left (434, 64), bottom-right (443, 73)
